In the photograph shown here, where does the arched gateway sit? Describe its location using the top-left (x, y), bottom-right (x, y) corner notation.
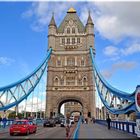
top-left (46, 7), bottom-right (96, 118)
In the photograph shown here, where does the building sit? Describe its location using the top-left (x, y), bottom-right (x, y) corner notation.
top-left (46, 7), bottom-right (96, 118)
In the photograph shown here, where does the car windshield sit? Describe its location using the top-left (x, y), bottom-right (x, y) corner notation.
top-left (13, 121), bottom-right (27, 125)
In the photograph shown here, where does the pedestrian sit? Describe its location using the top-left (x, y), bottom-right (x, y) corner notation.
top-left (65, 117), bottom-right (70, 138)
top-left (2, 117), bottom-right (7, 128)
top-left (92, 117), bottom-right (95, 123)
top-left (106, 115), bottom-right (111, 130)
top-left (82, 118), bottom-right (84, 124)
top-left (0, 116), bottom-right (2, 128)
top-left (85, 118), bottom-right (88, 124)
top-left (15, 116), bottom-right (19, 120)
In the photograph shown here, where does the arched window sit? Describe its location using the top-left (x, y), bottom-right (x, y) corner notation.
top-left (57, 60), bottom-right (61, 66)
top-left (62, 38), bottom-right (65, 44)
top-left (83, 76), bottom-right (87, 86)
top-left (72, 28), bottom-right (75, 34)
top-left (67, 28), bottom-right (70, 34)
top-left (81, 60), bottom-right (85, 66)
top-left (67, 38), bottom-right (70, 44)
top-left (67, 57), bottom-right (75, 66)
top-left (72, 38), bottom-right (75, 44)
top-left (54, 77), bottom-right (59, 86)
top-left (60, 78), bottom-right (64, 85)
top-left (77, 38), bottom-right (80, 43)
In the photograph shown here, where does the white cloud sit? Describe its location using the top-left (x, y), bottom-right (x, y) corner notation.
top-left (22, 2), bottom-right (77, 32)
top-left (94, 2), bottom-right (140, 41)
top-left (102, 60), bottom-right (137, 79)
top-left (22, 1), bottom-right (140, 42)
top-left (103, 42), bottom-right (140, 61)
top-left (121, 43), bottom-right (140, 56)
top-left (103, 45), bottom-right (119, 57)
top-left (0, 57), bottom-right (15, 66)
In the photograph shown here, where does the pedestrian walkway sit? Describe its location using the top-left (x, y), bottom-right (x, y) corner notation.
top-left (0, 126), bottom-right (9, 135)
top-left (78, 122), bottom-right (137, 139)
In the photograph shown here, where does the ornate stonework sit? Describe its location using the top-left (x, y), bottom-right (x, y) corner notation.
top-left (46, 8), bottom-right (96, 118)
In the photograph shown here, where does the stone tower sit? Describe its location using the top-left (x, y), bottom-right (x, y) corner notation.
top-left (46, 8), bottom-right (96, 118)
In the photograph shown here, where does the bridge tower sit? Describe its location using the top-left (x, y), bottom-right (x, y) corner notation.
top-left (46, 8), bottom-right (96, 118)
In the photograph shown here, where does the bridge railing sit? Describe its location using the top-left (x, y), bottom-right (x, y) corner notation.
top-left (95, 119), bottom-right (136, 135)
top-left (0, 119), bottom-right (14, 128)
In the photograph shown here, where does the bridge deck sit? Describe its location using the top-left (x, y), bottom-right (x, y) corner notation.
top-left (78, 122), bottom-right (137, 139)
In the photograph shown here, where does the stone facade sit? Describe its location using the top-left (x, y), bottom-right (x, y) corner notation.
top-left (64, 102), bottom-right (82, 116)
top-left (46, 8), bottom-right (96, 118)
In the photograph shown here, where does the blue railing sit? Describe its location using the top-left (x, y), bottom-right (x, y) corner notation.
top-left (73, 116), bottom-right (81, 139)
top-left (0, 119), bottom-right (14, 128)
top-left (96, 119), bottom-right (136, 135)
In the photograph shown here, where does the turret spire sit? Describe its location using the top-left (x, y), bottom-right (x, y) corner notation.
top-left (49, 12), bottom-right (56, 27)
top-left (86, 10), bottom-right (94, 25)
top-left (67, 7), bottom-right (76, 13)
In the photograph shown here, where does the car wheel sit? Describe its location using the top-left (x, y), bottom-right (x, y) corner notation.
top-left (26, 130), bottom-right (29, 135)
top-left (10, 133), bottom-right (14, 136)
top-left (34, 128), bottom-right (36, 133)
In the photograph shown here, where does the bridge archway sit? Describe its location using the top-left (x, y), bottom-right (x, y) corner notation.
top-left (46, 94), bottom-right (92, 118)
top-left (58, 98), bottom-right (83, 115)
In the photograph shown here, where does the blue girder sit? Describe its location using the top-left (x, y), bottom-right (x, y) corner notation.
top-left (0, 48), bottom-right (52, 111)
top-left (90, 47), bottom-right (136, 114)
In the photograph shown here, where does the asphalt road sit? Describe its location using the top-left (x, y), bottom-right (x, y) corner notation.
top-left (0, 124), bottom-right (69, 139)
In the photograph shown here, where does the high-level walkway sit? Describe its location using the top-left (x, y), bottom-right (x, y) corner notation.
top-left (78, 122), bottom-right (137, 139)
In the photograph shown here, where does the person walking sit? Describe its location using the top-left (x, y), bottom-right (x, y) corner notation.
top-left (65, 117), bottom-right (70, 138)
top-left (92, 117), bottom-right (95, 123)
top-left (2, 117), bottom-right (7, 128)
top-left (0, 116), bottom-right (2, 128)
top-left (106, 115), bottom-right (111, 130)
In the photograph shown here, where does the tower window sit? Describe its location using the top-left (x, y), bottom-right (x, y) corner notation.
top-left (62, 38), bottom-right (65, 44)
top-left (72, 38), bottom-right (75, 44)
top-left (67, 28), bottom-right (70, 34)
top-left (77, 38), bottom-right (80, 43)
top-left (81, 60), bottom-right (85, 66)
top-left (67, 57), bottom-right (75, 66)
top-left (54, 77), bottom-right (59, 86)
top-left (57, 60), bottom-right (61, 66)
top-left (67, 38), bottom-right (70, 44)
top-left (72, 28), bottom-right (75, 34)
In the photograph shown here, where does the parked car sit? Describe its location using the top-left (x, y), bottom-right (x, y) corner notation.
top-left (9, 120), bottom-right (37, 136)
top-left (60, 119), bottom-right (65, 127)
top-left (54, 117), bottom-right (62, 124)
top-left (70, 117), bottom-right (74, 124)
top-left (33, 118), bottom-right (43, 125)
top-left (43, 118), bottom-right (56, 127)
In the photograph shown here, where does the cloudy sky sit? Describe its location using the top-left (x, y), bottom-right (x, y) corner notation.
top-left (0, 1), bottom-right (140, 112)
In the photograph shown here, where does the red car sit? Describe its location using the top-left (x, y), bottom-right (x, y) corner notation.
top-left (9, 119), bottom-right (37, 136)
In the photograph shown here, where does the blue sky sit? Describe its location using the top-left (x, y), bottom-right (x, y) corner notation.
top-left (0, 1), bottom-right (140, 96)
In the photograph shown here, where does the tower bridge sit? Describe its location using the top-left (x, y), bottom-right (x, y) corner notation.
top-left (0, 7), bottom-right (139, 139)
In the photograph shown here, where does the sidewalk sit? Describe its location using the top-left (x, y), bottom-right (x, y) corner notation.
top-left (78, 122), bottom-right (137, 139)
top-left (0, 126), bottom-right (9, 135)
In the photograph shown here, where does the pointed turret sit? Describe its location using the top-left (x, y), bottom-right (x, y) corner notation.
top-left (67, 7), bottom-right (76, 13)
top-left (85, 10), bottom-right (95, 52)
top-left (86, 10), bottom-right (94, 25)
top-left (48, 12), bottom-right (57, 50)
top-left (49, 12), bottom-right (56, 27)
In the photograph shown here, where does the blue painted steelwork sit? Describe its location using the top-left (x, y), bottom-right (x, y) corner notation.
top-left (0, 48), bottom-right (52, 111)
top-left (96, 119), bottom-right (136, 135)
top-left (90, 47), bottom-right (136, 114)
top-left (73, 116), bottom-right (81, 139)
